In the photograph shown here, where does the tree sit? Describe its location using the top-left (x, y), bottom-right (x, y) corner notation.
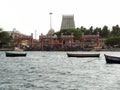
top-left (54, 29), bottom-right (82, 40)
top-left (111, 25), bottom-right (120, 36)
top-left (0, 31), bottom-right (11, 45)
top-left (106, 36), bottom-right (120, 46)
top-left (0, 28), bottom-right (3, 31)
top-left (79, 26), bottom-right (87, 33)
top-left (101, 25), bottom-right (110, 38)
top-left (89, 26), bottom-right (93, 34)
top-left (93, 27), bottom-right (101, 35)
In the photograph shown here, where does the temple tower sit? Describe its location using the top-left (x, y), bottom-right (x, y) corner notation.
top-left (61, 15), bottom-right (75, 30)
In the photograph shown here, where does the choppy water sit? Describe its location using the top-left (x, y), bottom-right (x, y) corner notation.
top-left (0, 51), bottom-right (120, 90)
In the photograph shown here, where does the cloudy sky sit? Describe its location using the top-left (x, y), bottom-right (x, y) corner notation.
top-left (0, 0), bottom-right (120, 38)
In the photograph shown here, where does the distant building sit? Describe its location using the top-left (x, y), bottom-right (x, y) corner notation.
top-left (47, 28), bottom-right (55, 36)
top-left (61, 15), bottom-right (75, 30)
top-left (99, 38), bottom-right (107, 48)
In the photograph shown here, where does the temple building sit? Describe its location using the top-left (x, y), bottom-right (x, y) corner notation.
top-left (60, 15), bottom-right (75, 30)
top-left (47, 28), bottom-right (54, 36)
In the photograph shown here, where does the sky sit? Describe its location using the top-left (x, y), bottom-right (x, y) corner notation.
top-left (0, 0), bottom-right (120, 39)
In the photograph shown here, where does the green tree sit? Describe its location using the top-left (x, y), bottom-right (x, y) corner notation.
top-left (93, 27), bottom-right (101, 35)
top-left (79, 26), bottom-right (87, 33)
top-left (101, 25), bottom-right (110, 38)
top-left (111, 25), bottom-right (120, 36)
top-left (0, 31), bottom-right (11, 44)
top-left (54, 29), bottom-right (82, 40)
top-left (89, 26), bottom-right (93, 34)
top-left (106, 36), bottom-right (120, 46)
top-left (0, 28), bottom-right (3, 31)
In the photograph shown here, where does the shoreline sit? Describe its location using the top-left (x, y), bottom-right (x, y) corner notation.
top-left (1, 48), bottom-right (120, 51)
top-left (0, 48), bottom-right (14, 51)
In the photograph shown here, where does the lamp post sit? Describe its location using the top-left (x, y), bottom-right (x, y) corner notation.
top-left (49, 12), bottom-right (52, 29)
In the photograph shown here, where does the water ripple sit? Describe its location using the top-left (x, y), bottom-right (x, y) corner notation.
top-left (0, 51), bottom-right (120, 90)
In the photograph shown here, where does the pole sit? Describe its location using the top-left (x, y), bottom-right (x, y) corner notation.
top-left (35, 30), bottom-right (37, 39)
top-left (49, 12), bottom-right (52, 29)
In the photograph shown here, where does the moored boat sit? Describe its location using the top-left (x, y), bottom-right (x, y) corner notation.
top-left (67, 53), bottom-right (100, 57)
top-left (6, 52), bottom-right (27, 57)
top-left (104, 54), bottom-right (120, 64)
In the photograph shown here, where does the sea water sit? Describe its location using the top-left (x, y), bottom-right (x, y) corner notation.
top-left (0, 51), bottom-right (120, 90)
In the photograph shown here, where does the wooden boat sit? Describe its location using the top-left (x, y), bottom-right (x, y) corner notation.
top-left (104, 54), bottom-right (120, 64)
top-left (67, 53), bottom-right (100, 57)
top-left (6, 52), bottom-right (27, 57)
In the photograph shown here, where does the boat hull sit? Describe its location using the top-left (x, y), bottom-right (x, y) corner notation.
top-left (104, 54), bottom-right (120, 64)
top-left (67, 53), bottom-right (100, 57)
top-left (6, 52), bottom-right (27, 57)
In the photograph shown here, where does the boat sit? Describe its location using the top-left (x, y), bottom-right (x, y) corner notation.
top-left (104, 54), bottom-right (120, 64)
top-left (67, 53), bottom-right (100, 57)
top-left (6, 52), bottom-right (27, 57)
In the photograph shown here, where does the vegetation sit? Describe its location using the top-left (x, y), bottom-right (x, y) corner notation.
top-left (106, 36), bottom-right (120, 47)
top-left (0, 29), bottom-right (11, 48)
top-left (54, 25), bottom-right (111, 39)
top-left (54, 29), bottom-right (82, 40)
top-left (105, 25), bottom-right (120, 46)
top-left (77, 25), bottom-right (110, 38)
top-left (54, 25), bottom-right (120, 47)
top-left (110, 25), bottom-right (120, 36)
top-left (0, 24), bottom-right (120, 48)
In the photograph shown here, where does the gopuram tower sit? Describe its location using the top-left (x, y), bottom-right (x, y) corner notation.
top-left (60, 15), bottom-right (75, 30)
